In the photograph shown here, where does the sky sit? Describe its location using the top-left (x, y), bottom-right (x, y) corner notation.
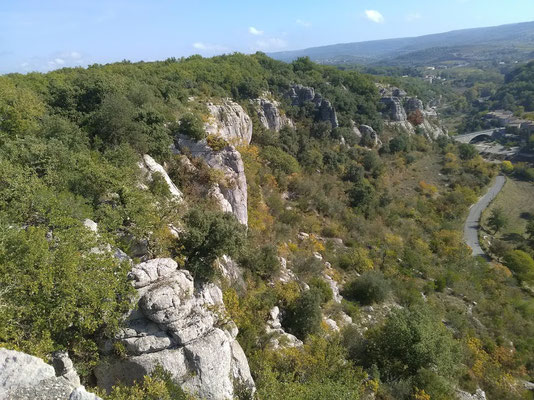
top-left (1, 0), bottom-right (534, 74)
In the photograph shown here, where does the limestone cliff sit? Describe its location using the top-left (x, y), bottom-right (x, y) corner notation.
top-left (176, 136), bottom-right (248, 226)
top-left (252, 96), bottom-right (293, 132)
top-left (96, 258), bottom-right (255, 400)
top-left (205, 99), bottom-right (253, 145)
top-left (286, 84), bottom-right (339, 128)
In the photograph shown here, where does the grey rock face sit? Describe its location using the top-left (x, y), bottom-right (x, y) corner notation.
top-left (350, 120), bottom-right (362, 138)
top-left (322, 271), bottom-right (342, 303)
top-left (253, 96), bottom-right (293, 132)
top-left (265, 306), bottom-right (303, 350)
top-left (456, 388), bottom-right (487, 400)
top-left (286, 84), bottom-right (339, 128)
top-left (380, 97), bottom-right (407, 122)
top-left (392, 87), bottom-right (407, 97)
top-left (177, 136), bottom-right (248, 226)
top-left (138, 154), bottom-right (183, 201)
top-left (216, 255), bottom-right (246, 290)
top-left (52, 351), bottom-right (80, 387)
top-left (0, 348), bottom-right (101, 400)
top-left (0, 348), bottom-right (56, 396)
top-left (419, 118), bottom-right (447, 140)
top-left (205, 99), bottom-right (253, 145)
top-left (96, 258), bottom-right (255, 400)
top-left (404, 97), bottom-right (424, 113)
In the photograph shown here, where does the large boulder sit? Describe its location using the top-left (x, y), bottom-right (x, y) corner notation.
top-left (96, 258), bottom-right (255, 400)
top-left (0, 348), bottom-right (101, 400)
top-left (286, 84), bottom-right (339, 128)
top-left (176, 136), bottom-right (248, 226)
top-left (253, 96), bottom-right (293, 132)
top-left (359, 124), bottom-right (382, 148)
top-left (205, 99), bottom-right (253, 145)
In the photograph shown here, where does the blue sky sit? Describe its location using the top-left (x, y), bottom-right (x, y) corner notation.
top-left (1, 0), bottom-right (534, 74)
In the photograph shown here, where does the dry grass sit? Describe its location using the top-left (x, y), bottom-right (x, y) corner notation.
top-left (481, 177), bottom-right (534, 241)
top-left (385, 152), bottom-right (448, 198)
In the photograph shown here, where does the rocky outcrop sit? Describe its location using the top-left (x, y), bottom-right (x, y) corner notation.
top-left (419, 118), bottom-right (447, 140)
top-left (138, 154), bottom-right (183, 201)
top-left (377, 83), bottom-right (446, 140)
top-left (323, 269), bottom-right (342, 303)
top-left (265, 306), bottom-right (303, 350)
top-left (377, 84), bottom-right (407, 98)
top-left (456, 388), bottom-right (487, 400)
top-left (176, 136), bottom-right (248, 226)
top-left (286, 85), bottom-right (338, 128)
top-left (404, 97), bottom-right (424, 114)
top-left (253, 96), bottom-right (293, 132)
top-left (205, 99), bottom-right (253, 145)
top-left (380, 97), bottom-right (407, 122)
top-left (350, 120), bottom-right (362, 138)
top-left (359, 124), bottom-right (382, 148)
top-left (216, 255), bottom-right (246, 290)
top-left (392, 87), bottom-right (407, 98)
top-left (0, 348), bottom-right (101, 400)
top-left (96, 258), bottom-right (255, 400)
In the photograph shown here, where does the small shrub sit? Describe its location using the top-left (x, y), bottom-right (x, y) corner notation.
top-left (503, 250), bottom-right (534, 282)
top-left (342, 271), bottom-right (390, 305)
top-left (309, 277), bottom-right (334, 304)
top-left (148, 171), bottom-right (171, 198)
top-left (283, 288), bottom-right (323, 339)
top-left (239, 243), bottom-right (280, 279)
top-left (176, 113), bottom-right (206, 141)
top-left (206, 134), bottom-right (228, 151)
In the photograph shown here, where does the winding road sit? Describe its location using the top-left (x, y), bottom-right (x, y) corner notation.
top-left (463, 175), bottom-right (506, 257)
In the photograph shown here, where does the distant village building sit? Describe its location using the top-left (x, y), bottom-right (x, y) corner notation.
top-left (485, 110), bottom-right (514, 126)
top-left (485, 110), bottom-right (534, 134)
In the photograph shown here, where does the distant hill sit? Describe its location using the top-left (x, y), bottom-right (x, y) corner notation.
top-left (269, 21), bottom-right (534, 66)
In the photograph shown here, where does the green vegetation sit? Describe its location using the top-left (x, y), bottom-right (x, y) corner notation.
top-left (0, 53), bottom-right (533, 399)
top-left (488, 207), bottom-right (508, 234)
top-left (482, 177), bottom-right (534, 253)
top-left (503, 250), bottom-right (534, 283)
top-left (343, 271), bottom-right (391, 305)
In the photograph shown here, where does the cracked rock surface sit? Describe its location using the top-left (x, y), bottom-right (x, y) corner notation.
top-left (96, 258), bottom-right (255, 400)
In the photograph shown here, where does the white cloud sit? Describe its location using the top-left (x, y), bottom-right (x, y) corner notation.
top-left (248, 26), bottom-right (264, 36)
top-left (405, 12), bottom-right (422, 22)
top-left (296, 19), bottom-right (312, 28)
top-left (364, 10), bottom-right (384, 23)
top-left (254, 37), bottom-right (287, 51)
top-left (70, 51), bottom-right (82, 59)
top-left (192, 42), bottom-right (228, 52)
top-left (193, 42), bottom-right (207, 50)
top-left (54, 58), bottom-right (65, 65)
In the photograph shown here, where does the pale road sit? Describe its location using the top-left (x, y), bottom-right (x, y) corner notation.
top-left (464, 175), bottom-right (506, 257)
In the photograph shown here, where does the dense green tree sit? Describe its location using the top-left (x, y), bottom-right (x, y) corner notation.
top-left (179, 208), bottom-right (246, 280)
top-left (175, 113), bottom-right (206, 141)
top-left (364, 306), bottom-right (460, 382)
top-left (0, 223), bottom-right (133, 371)
top-left (458, 143), bottom-right (478, 160)
top-left (283, 288), bottom-right (323, 340)
top-left (487, 207), bottom-right (508, 234)
top-left (343, 271), bottom-right (390, 305)
top-left (503, 250), bottom-right (534, 283)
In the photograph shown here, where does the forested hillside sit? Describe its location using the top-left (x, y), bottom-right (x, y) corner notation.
top-left (1, 53), bottom-right (533, 400)
top-left (270, 21), bottom-right (534, 67)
